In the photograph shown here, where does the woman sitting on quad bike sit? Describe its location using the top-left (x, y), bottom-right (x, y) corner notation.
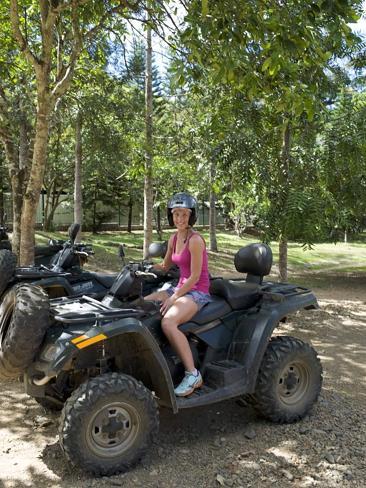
top-left (145, 192), bottom-right (212, 397)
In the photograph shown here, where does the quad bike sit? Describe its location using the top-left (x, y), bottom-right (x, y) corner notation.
top-left (0, 220), bottom-right (66, 266)
top-left (3, 242), bottom-right (322, 476)
top-left (0, 224), bottom-right (97, 300)
top-left (0, 224), bottom-right (172, 302)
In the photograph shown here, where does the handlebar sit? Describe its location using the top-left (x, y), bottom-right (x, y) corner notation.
top-left (135, 270), bottom-right (158, 279)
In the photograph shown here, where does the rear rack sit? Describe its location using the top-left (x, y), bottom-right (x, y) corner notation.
top-left (260, 282), bottom-right (313, 302)
top-left (15, 267), bottom-right (72, 279)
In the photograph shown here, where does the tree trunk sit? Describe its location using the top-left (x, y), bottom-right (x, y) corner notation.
top-left (156, 205), bottom-right (162, 240)
top-left (44, 205), bottom-right (56, 231)
top-left (209, 160), bottom-right (218, 252)
top-left (2, 133), bottom-right (27, 258)
top-left (127, 196), bottom-right (133, 233)
top-left (279, 237), bottom-right (288, 282)
top-left (93, 190), bottom-right (97, 234)
top-left (20, 97), bottom-right (51, 265)
top-left (143, 15), bottom-right (154, 259)
top-left (0, 162), bottom-right (4, 225)
top-left (278, 120), bottom-right (291, 282)
top-left (10, 173), bottom-right (23, 257)
top-left (74, 111), bottom-right (83, 242)
top-left (44, 180), bottom-right (65, 231)
top-left (43, 121), bottom-right (63, 231)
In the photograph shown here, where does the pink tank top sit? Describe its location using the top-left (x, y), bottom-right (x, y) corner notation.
top-left (171, 232), bottom-right (210, 293)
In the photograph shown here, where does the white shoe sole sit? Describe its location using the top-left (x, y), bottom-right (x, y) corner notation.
top-left (175, 378), bottom-right (203, 397)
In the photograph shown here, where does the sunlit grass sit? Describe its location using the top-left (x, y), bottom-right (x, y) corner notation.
top-left (35, 229), bottom-right (366, 277)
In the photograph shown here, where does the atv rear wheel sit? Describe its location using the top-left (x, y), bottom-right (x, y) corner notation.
top-left (253, 336), bottom-right (322, 423)
top-left (0, 249), bottom-right (16, 297)
top-left (0, 284), bottom-right (50, 378)
top-left (59, 372), bottom-right (159, 476)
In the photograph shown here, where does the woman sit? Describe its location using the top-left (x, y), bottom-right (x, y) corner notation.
top-left (145, 193), bottom-right (211, 397)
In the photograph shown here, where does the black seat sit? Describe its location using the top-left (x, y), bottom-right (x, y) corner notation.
top-left (91, 273), bottom-right (118, 288)
top-left (205, 242), bottom-right (272, 309)
top-left (189, 295), bottom-right (232, 325)
top-left (210, 278), bottom-right (260, 310)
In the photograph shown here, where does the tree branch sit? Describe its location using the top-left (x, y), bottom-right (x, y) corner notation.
top-left (154, 0), bottom-right (182, 34)
top-left (84, 5), bottom-right (129, 42)
top-left (51, 0), bottom-right (140, 15)
top-left (51, 1), bottom-right (82, 101)
top-left (9, 0), bottom-right (41, 71)
top-left (126, 18), bottom-right (185, 56)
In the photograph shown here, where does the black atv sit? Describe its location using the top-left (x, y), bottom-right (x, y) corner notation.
top-left (12, 243), bottom-right (322, 476)
top-left (0, 222), bottom-right (11, 250)
top-left (0, 224), bottom-right (172, 303)
top-left (0, 221), bottom-right (66, 266)
top-left (0, 224), bottom-right (98, 299)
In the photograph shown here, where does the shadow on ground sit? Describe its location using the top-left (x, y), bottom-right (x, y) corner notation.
top-left (0, 275), bottom-right (365, 487)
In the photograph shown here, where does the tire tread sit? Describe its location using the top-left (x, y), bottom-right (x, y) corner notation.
top-left (253, 335), bottom-right (322, 423)
top-left (59, 372), bottom-right (159, 476)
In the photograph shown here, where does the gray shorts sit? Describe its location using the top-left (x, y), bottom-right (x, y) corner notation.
top-left (164, 286), bottom-right (212, 311)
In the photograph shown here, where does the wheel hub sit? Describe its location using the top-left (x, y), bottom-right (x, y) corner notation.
top-left (277, 362), bottom-right (309, 405)
top-left (87, 402), bottom-right (140, 455)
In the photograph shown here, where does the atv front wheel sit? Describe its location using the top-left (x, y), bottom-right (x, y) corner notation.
top-left (253, 336), bottom-right (322, 423)
top-left (0, 284), bottom-right (50, 378)
top-left (59, 372), bottom-right (159, 476)
top-left (0, 249), bottom-right (16, 297)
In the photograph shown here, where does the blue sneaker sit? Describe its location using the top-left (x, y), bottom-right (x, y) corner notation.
top-left (174, 370), bottom-right (203, 397)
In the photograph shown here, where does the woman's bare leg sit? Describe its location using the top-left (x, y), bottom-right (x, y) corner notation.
top-left (161, 297), bottom-right (198, 371)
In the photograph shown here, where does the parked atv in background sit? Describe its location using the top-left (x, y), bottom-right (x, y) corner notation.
top-left (0, 222), bottom-right (11, 251)
top-left (0, 217), bottom-right (66, 266)
top-left (3, 242), bottom-right (323, 476)
top-left (0, 224), bottom-right (97, 299)
top-left (0, 224), bottom-right (173, 303)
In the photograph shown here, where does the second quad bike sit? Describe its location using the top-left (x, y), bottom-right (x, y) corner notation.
top-left (0, 224), bottom-right (172, 302)
top-left (3, 242), bottom-right (323, 476)
top-left (0, 223), bottom-right (96, 299)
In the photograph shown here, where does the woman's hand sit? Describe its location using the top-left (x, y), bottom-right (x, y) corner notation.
top-left (160, 295), bottom-right (177, 316)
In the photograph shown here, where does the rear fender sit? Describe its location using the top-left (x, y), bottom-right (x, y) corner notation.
top-left (236, 291), bottom-right (318, 392)
top-left (37, 317), bottom-right (177, 412)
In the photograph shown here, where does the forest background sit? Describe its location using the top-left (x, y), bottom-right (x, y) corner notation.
top-left (1, 1), bottom-right (366, 281)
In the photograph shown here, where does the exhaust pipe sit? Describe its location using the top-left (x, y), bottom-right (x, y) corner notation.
top-left (33, 374), bottom-right (55, 386)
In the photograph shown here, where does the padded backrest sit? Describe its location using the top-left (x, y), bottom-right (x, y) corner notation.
top-left (234, 243), bottom-right (272, 283)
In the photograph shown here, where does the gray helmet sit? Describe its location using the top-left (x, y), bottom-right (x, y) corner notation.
top-left (167, 192), bottom-right (198, 227)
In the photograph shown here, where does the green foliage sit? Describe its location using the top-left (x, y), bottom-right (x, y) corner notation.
top-left (1, 0), bottom-right (365, 254)
top-left (178, 0), bottom-right (362, 119)
top-left (318, 88), bottom-right (366, 236)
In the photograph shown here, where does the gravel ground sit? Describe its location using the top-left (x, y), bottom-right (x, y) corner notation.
top-left (0, 283), bottom-right (365, 488)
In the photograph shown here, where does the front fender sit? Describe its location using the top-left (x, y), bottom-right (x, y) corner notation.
top-left (38, 317), bottom-right (177, 412)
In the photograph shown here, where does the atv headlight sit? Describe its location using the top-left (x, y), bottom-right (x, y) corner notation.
top-left (40, 344), bottom-right (59, 362)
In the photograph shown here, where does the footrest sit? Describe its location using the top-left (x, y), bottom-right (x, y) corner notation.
top-left (205, 360), bottom-right (246, 388)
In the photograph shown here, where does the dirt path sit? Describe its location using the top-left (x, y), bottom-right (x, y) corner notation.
top-left (0, 281), bottom-right (365, 488)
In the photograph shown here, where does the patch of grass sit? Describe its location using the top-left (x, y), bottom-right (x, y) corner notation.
top-left (35, 229), bottom-right (366, 278)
